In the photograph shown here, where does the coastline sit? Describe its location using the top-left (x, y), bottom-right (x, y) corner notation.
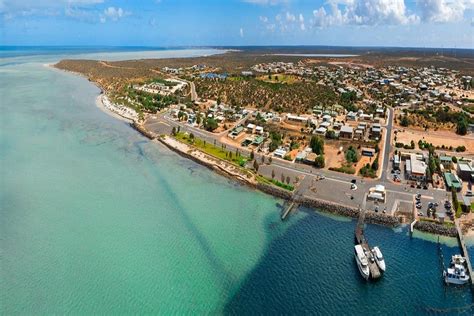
top-left (54, 65), bottom-right (460, 238)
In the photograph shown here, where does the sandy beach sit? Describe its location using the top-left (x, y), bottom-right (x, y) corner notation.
top-left (95, 93), bottom-right (138, 123)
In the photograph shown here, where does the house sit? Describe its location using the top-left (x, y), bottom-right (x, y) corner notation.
top-left (246, 123), bottom-right (256, 133)
top-left (457, 161), bottom-right (474, 182)
top-left (295, 150), bottom-right (308, 163)
top-left (252, 136), bottom-right (265, 146)
top-left (359, 113), bottom-right (373, 122)
top-left (273, 148), bottom-right (287, 158)
top-left (339, 125), bottom-right (354, 139)
top-left (354, 129), bottom-right (364, 140)
top-left (314, 126), bottom-right (327, 135)
top-left (255, 126), bottom-right (264, 134)
top-left (304, 153), bottom-right (317, 164)
top-left (322, 114), bottom-right (332, 122)
top-left (375, 107), bottom-right (385, 117)
top-left (286, 114), bottom-right (308, 124)
top-left (370, 123), bottom-right (382, 139)
top-left (361, 147), bottom-right (376, 157)
top-left (405, 154), bottom-right (427, 182)
top-left (439, 156), bottom-right (453, 169)
top-left (320, 121), bottom-right (331, 129)
top-left (228, 126), bottom-right (244, 139)
top-left (393, 154), bottom-right (401, 170)
top-left (444, 172), bottom-right (462, 192)
top-left (346, 111), bottom-right (358, 121)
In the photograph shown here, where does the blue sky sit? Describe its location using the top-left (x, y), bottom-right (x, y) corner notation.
top-left (1, 0), bottom-right (473, 48)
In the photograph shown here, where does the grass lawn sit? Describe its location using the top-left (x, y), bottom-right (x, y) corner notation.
top-left (257, 175), bottom-right (294, 191)
top-left (175, 132), bottom-right (248, 167)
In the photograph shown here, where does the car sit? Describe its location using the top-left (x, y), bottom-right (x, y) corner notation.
top-left (416, 204), bottom-right (422, 209)
top-left (434, 202), bottom-right (439, 207)
top-left (418, 212), bottom-right (424, 216)
top-left (374, 206), bottom-right (379, 212)
top-left (428, 202), bottom-right (434, 208)
top-left (351, 179), bottom-right (357, 184)
top-left (351, 183), bottom-right (358, 190)
top-left (466, 190), bottom-right (473, 197)
top-left (415, 193), bottom-right (421, 200)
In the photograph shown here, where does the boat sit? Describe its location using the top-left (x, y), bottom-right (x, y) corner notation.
top-left (451, 254), bottom-right (466, 266)
top-left (371, 246), bottom-right (386, 272)
top-left (444, 264), bottom-right (470, 285)
top-left (354, 245), bottom-right (370, 280)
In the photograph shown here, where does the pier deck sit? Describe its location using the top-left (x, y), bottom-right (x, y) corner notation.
top-left (455, 219), bottom-right (474, 286)
top-left (355, 208), bottom-right (382, 280)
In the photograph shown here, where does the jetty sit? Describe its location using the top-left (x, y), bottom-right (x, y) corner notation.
top-left (455, 219), bottom-right (474, 286)
top-left (355, 208), bottom-right (382, 280)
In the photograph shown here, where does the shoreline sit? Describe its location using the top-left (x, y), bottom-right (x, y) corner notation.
top-left (54, 65), bottom-right (460, 238)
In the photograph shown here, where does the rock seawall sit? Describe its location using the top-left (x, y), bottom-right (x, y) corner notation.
top-left (256, 183), bottom-right (293, 200)
top-left (299, 197), bottom-right (401, 227)
top-left (414, 221), bottom-right (457, 237)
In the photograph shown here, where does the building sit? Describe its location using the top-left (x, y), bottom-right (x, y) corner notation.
top-left (246, 123), bottom-right (255, 133)
top-left (444, 172), bottom-right (462, 192)
top-left (346, 111), bottom-right (357, 121)
top-left (314, 126), bottom-right (327, 135)
top-left (457, 161), bottom-right (474, 182)
top-left (273, 148), bottom-right (287, 158)
top-left (339, 125), bottom-right (354, 139)
top-left (286, 114), bottom-right (308, 124)
top-left (304, 153), bottom-right (317, 164)
top-left (370, 123), bottom-right (382, 139)
top-left (405, 154), bottom-right (427, 182)
top-left (368, 184), bottom-right (386, 202)
top-left (439, 156), bottom-right (453, 170)
top-left (229, 126), bottom-right (244, 139)
top-left (361, 147), bottom-right (376, 157)
top-left (393, 154), bottom-right (401, 170)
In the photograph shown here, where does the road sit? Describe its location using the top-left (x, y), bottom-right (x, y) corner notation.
top-left (380, 107), bottom-right (394, 182)
top-left (144, 108), bottom-right (449, 215)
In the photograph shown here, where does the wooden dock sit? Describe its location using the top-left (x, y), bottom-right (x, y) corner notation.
top-left (355, 208), bottom-right (382, 280)
top-left (455, 219), bottom-right (474, 286)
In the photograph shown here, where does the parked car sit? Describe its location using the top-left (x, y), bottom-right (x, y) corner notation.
top-left (416, 204), bottom-right (422, 209)
top-left (416, 193), bottom-right (421, 200)
top-left (466, 190), bottom-right (473, 197)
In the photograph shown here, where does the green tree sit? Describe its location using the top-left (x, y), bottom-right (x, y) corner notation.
top-left (253, 160), bottom-right (259, 172)
top-left (204, 117), bottom-right (218, 131)
top-left (314, 155), bottom-right (325, 168)
top-left (400, 115), bottom-right (410, 127)
top-left (345, 146), bottom-right (359, 163)
top-left (456, 116), bottom-right (468, 135)
top-left (271, 169), bottom-right (275, 179)
top-left (310, 136), bottom-right (324, 155)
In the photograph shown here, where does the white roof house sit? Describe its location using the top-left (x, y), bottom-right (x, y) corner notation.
top-left (273, 148), bottom-right (287, 158)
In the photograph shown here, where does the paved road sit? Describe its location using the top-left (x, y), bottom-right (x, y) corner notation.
top-left (189, 81), bottom-right (197, 101)
top-left (380, 107), bottom-right (394, 182)
top-left (144, 109), bottom-right (450, 214)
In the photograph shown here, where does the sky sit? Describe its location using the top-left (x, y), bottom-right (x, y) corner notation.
top-left (0, 0), bottom-right (473, 48)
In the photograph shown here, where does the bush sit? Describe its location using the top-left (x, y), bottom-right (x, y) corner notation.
top-left (329, 165), bottom-right (355, 174)
top-left (314, 155), bottom-right (325, 168)
top-left (345, 146), bottom-right (359, 163)
top-left (310, 136), bottom-right (324, 155)
top-left (456, 146), bottom-right (466, 152)
top-left (452, 156), bottom-right (458, 163)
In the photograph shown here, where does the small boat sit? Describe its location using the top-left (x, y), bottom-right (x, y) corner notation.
top-left (354, 245), bottom-right (370, 280)
top-left (451, 254), bottom-right (466, 266)
top-left (371, 246), bottom-right (386, 272)
top-left (444, 264), bottom-right (470, 285)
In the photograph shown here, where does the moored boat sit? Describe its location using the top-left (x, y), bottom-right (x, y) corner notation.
top-left (444, 264), bottom-right (470, 285)
top-left (371, 246), bottom-right (386, 272)
top-left (354, 245), bottom-right (370, 280)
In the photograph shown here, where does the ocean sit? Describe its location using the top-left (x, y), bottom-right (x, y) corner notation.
top-left (0, 47), bottom-right (473, 314)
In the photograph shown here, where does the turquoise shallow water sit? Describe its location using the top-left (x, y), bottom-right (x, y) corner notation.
top-left (1, 48), bottom-right (473, 314)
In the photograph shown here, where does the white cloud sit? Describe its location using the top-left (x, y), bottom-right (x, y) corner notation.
top-left (299, 13), bottom-right (305, 30)
top-left (286, 12), bottom-right (295, 22)
top-left (240, 27), bottom-right (244, 37)
top-left (259, 15), bottom-right (268, 23)
top-left (100, 6), bottom-right (130, 23)
top-left (417, 0), bottom-right (473, 23)
top-left (311, 0), bottom-right (420, 27)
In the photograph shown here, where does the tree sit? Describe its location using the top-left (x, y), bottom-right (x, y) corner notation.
top-left (345, 146), bottom-right (359, 163)
top-left (281, 173), bottom-right (285, 183)
top-left (400, 115), bottom-right (410, 127)
top-left (250, 150), bottom-right (255, 160)
top-left (314, 155), bottom-right (325, 168)
top-left (271, 169), bottom-right (275, 179)
top-left (253, 160), bottom-right (259, 172)
top-left (456, 116), bottom-right (468, 135)
top-left (286, 176), bottom-right (290, 185)
top-left (189, 133), bottom-right (195, 142)
top-left (371, 157), bottom-right (379, 171)
top-left (171, 126), bottom-right (177, 136)
top-left (310, 136), bottom-right (324, 155)
top-left (269, 157), bottom-right (273, 164)
top-left (204, 117), bottom-right (218, 131)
